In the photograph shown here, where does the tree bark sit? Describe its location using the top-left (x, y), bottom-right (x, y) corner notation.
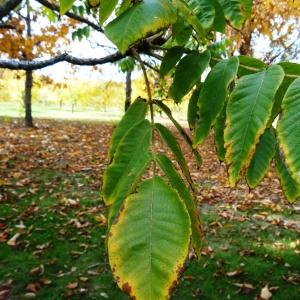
top-left (24, 0), bottom-right (34, 127)
top-left (24, 70), bottom-right (33, 127)
top-left (239, 20), bottom-right (253, 56)
top-left (125, 70), bottom-right (132, 111)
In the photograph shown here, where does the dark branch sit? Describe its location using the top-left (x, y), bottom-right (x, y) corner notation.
top-left (0, 52), bottom-right (126, 70)
top-left (35, 0), bottom-right (103, 33)
top-left (0, 0), bottom-right (22, 19)
top-left (0, 23), bottom-right (15, 29)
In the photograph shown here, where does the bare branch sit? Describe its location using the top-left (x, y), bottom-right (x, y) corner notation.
top-left (0, 0), bottom-right (22, 19)
top-left (0, 23), bottom-right (15, 29)
top-left (35, 0), bottom-right (104, 33)
top-left (0, 52), bottom-right (126, 70)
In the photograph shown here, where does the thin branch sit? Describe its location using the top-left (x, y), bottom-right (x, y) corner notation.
top-left (0, 52), bottom-right (126, 70)
top-left (0, 23), bottom-right (15, 29)
top-left (132, 48), bottom-right (156, 176)
top-left (143, 60), bottom-right (159, 73)
top-left (35, 0), bottom-right (104, 33)
top-left (0, 0), bottom-right (22, 19)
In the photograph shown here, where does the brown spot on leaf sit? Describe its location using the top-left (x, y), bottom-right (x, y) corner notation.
top-left (168, 280), bottom-right (178, 296)
top-left (122, 282), bottom-right (132, 295)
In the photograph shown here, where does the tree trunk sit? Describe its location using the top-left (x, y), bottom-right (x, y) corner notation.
top-left (124, 70), bottom-right (132, 111)
top-left (24, 70), bottom-right (33, 127)
top-left (24, 0), bottom-right (34, 127)
top-left (239, 20), bottom-right (253, 56)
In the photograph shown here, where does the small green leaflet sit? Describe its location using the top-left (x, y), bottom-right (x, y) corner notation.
top-left (246, 128), bottom-right (276, 189)
top-left (277, 77), bottom-right (300, 185)
top-left (275, 146), bottom-right (300, 203)
top-left (102, 120), bottom-right (152, 206)
top-left (225, 65), bottom-right (284, 186)
top-left (60, 0), bottom-right (76, 15)
top-left (160, 46), bottom-right (185, 78)
top-left (108, 97), bottom-right (147, 161)
top-left (169, 50), bottom-right (211, 102)
top-left (100, 0), bottom-right (118, 25)
top-left (193, 56), bottom-right (239, 146)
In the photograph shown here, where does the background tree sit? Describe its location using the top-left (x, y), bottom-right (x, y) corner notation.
top-left (0, 0), bottom-right (74, 126)
top-left (229, 0), bottom-right (300, 61)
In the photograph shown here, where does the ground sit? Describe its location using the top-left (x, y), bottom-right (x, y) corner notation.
top-left (0, 118), bottom-right (299, 300)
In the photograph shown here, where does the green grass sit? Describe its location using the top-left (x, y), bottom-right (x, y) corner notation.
top-left (1, 170), bottom-right (300, 299)
top-left (1, 102), bottom-right (123, 122)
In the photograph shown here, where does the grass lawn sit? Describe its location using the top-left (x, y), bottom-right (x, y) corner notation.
top-left (0, 119), bottom-right (300, 299)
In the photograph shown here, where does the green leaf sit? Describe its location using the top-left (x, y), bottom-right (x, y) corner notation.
top-left (275, 146), bottom-right (300, 203)
top-left (187, 86), bottom-right (200, 130)
top-left (116, 0), bottom-right (132, 16)
top-left (218, 0), bottom-right (248, 29)
top-left (154, 100), bottom-right (202, 167)
top-left (172, 18), bottom-right (193, 46)
top-left (100, 0), bottom-right (118, 25)
top-left (155, 123), bottom-right (194, 189)
top-left (160, 46), bottom-right (185, 78)
top-left (105, 0), bottom-right (177, 53)
top-left (108, 177), bottom-right (191, 300)
top-left (102, 119), bottom-right (152, 206)
top-left (173, 0), bottom-right (205, 39)
top-left (214, 100), bottom-right (227, 161)
top-left (194, 56), bottom-right (239, 146)
top-left (212, 0), bottom-right (226, 32)
top-left (246, 128), bottom-right (276, 188)
top-left (186, 0), bottom-right (216, 29)
top-left (108, 97), bottom-right (147, 161)
top-left (242, 0), bottom-right (252, 18)
top-left (270, 62), bottom-right (300, 124)
top-left (224, 65), bottom-right (284, 186)
top-left (169, 50), bottom-right (211, 102)
top-left (277, 77), bottom-right (300, 184)
top-left (60, 0), bottom-right (76, 14)
top-left (238, 56), bottom-right (266, 77)
top-left (155, 154), bottom-right (202, 258)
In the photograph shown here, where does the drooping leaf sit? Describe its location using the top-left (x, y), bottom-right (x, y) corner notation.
top-left (214, 100), bottom-right (227, 161)
top-left (155, 154), bottom-right (202, 257)
top-left (187, 86), bottom-right (200, 130)
top-left (160, 46), bottom-right (185, 78)
top-left (224, 65), bottom-right (284, 186)
top-left (154, 100), bottom-right (202, 167)
top-left (193, 56), bottom-right (239, 146)
top-left (60, 0), bottom-right (76, 14)
top-left (102, 120), bottom-right (152, 206)
top-left (275, 146), bottom-right (300, 203)
top-left (105, 0), bottom-right (177, 53)
top-left (238, 55), bottom-right (266, 77)
top-left (169, 50), bottom-right (211, 102)
top-left (246, 128), bottom-right (276, 188)
top-left (100, 0), bottom-right (118, 25)
top-left (270, 62), bottom-right (300, 124)
top-left (108, 177), bottom-right (191, 300)
top-left (108, 97), bottom-right (147, 161)
top-left (277, 77), bottom-right (300, 184)
top-left (155, 123), bottom-right (194, 189)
